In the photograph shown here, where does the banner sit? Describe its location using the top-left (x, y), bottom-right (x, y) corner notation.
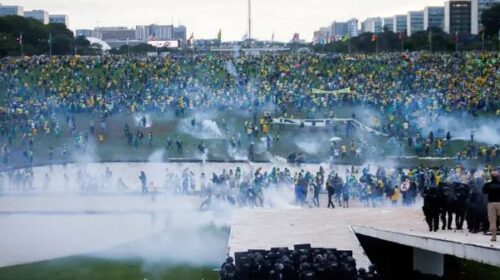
top-left (147, 40), bottom-right (179, 48)
top-left (271, 117), bottom-right (388, 136)
top-left (311, 88), bottom-right (351, 95)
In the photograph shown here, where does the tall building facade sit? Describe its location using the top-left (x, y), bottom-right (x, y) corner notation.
top-left (393, 15), bottom-right (408, 33)
top-left (407, 10), bottom-right (424, 36)
top-left (362, 17), bottom-right (382, 33)
top-left (75, 29), bottom-right (94, 38)
top-left (95, 27), bottom-right (136, 40)
top-left (134, 24), bottom-right (186, 42)
top-left (424, 6), bottom-right (445, 31)
top-left (313, 26), bottom-right (331, 44)
top-left (0, 4), bottom-right (23, 16)
top-left (445, 0), bottom-right (472, 34)
top-left (347, 18), bottom-right (359, 37)
top-left (382, 17), bottom-right (394, 31)
top-left (136, 25), bottom-right (173, 40)
top-left (49, 14), bottom-right (69, 26)
top-left (331, 21), bottom-right (349, 39)
top-left (471, 0), bottom-right (500, 33)
top-left (24, 10), bottom-right (49, 24)
top-left (173, 25), bottom-right (187, 41)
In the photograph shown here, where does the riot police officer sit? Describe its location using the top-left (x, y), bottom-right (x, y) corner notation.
top-left (422, 187), bottom-right (441, 231)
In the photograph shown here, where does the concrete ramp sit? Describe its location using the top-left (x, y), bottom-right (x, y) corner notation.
top-left (352, 225), bottom-right (500, 268)
top-left (228, 208), bottom-right (372, 269)
top-left (228, 207), bottom-right (500, 272)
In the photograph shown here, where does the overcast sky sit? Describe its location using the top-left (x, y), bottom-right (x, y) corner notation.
top-left (2, 0), bottom-right (445, 41)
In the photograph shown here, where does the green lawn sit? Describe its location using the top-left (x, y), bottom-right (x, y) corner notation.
top-left (0, 226), bottom-right (229, 280)
top-left (1, 105), bottom-right (497, 169)
top-left (0, 257), bottom-right (218, 280)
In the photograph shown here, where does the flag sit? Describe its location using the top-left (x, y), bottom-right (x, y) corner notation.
top-left (342, 33), bottom-right (350, 42)
top-left (48, 33), bottom-right (52, 44)
top-left (481, 32), bottom-right (485, 42)
top-left (428, 30), bottom-right (432, 44)
top-left (455, 32), bottom-right (459, 43)
top-left (312, 88), bottom-right (351, 95)
top-left (398, 32), bottom-right (403, 41)
top-left (371, 34), bottom-right (378, 42)
top-left (16, 33), bottom-right (23, 45)
top-left (187, 33), bottom-right (194, 46)
top-left (217, 29), bottom-right (222, 41)
top-left (188, 32), bottom-right (194, 45)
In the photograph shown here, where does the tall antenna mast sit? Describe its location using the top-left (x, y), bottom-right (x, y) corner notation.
top-left (248, 0), bottom-right (252, 41)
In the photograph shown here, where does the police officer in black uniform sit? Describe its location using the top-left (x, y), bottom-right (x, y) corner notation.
top-left (438, 182), bottom-right (454, 230)
top-left (220, 257), bottom-right (238, 280)
top-left (454, 182), bottom-right (470, 230)
top-left (422, 186), bottom-right (441, 231)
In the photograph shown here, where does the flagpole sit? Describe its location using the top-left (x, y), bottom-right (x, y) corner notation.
top-left (126, 37), bottom-right (129, 56)
top-left (248, 0), bottom-right (252, 42)
top-left (429, 31), bottom-right (432, 53)
top-left (49, 32), bottom-right (52, 57)
top-left (19, 32), bottom-right (24, 57)
top-left (401, 33), bottom-right (404, 52)
top-left (348, 35), bottom-right (351, 53)
top-left (481, 33), bottom-right (485, 51)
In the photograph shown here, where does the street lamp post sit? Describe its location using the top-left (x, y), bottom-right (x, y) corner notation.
top-left (19, 32), bottom-right (24, 57)
top-left (49, 32), bottom-right (52, 57)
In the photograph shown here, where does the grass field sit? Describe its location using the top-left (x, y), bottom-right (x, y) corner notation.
top-left (0, 257), bottom-right (218, 280)
top-left (2, 105), bottom-right (496, 169)
top-left (0, 225), bottom-right (229, 280)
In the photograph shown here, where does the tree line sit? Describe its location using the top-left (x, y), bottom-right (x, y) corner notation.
top-left (0, 15), bottom-right (97, 57)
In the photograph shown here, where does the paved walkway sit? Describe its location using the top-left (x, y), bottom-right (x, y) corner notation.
top-left (229, 207), bottom-right (500, 269)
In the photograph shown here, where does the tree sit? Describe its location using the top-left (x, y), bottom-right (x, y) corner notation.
top-left (45, 23), bottom-right (75, 55)
top-left (0, 15), bottom-right (88, 56)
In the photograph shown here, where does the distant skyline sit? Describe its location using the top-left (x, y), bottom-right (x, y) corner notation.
top-left (2, 0), bottom-right (446, 41)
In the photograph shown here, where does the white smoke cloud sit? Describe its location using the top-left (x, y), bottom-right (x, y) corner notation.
top-left (134, 114), bottom-right (153, 128)
top-left (262, 186), bottom-right (298, 209)
top-left (148, 149), bottom-right (166, 163)
top-left (419, 114), bottom-right (500, 145)
top-left (179, 119), bottom-right (224, 140)
top-left (295, 140), bottom-right (322, 154)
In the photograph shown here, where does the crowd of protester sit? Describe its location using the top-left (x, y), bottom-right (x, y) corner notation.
top-left (1, 163), bottom-right (493, 208)
top-left (1, 161), bottom-right (498, 240)
top-left (0, 52), bottom-right (498, 165)
top-left (193, 164), bottom-right (492, 209)
top-left (1, 53), bottom-right (497, 118)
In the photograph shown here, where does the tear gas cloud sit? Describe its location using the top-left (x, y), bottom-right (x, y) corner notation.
top-left (419, 114), bottom-right (500, 146)
top-left (178, 118), bottom-right (224, 140)
top-left (295, 137), bottom-right (324, 155)
top-left (0, 161), bottom-right (315, 268)
top-left (134, 113), bottom-right (153, 128)
top-left (148, 149), bottom-right (166, 162)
